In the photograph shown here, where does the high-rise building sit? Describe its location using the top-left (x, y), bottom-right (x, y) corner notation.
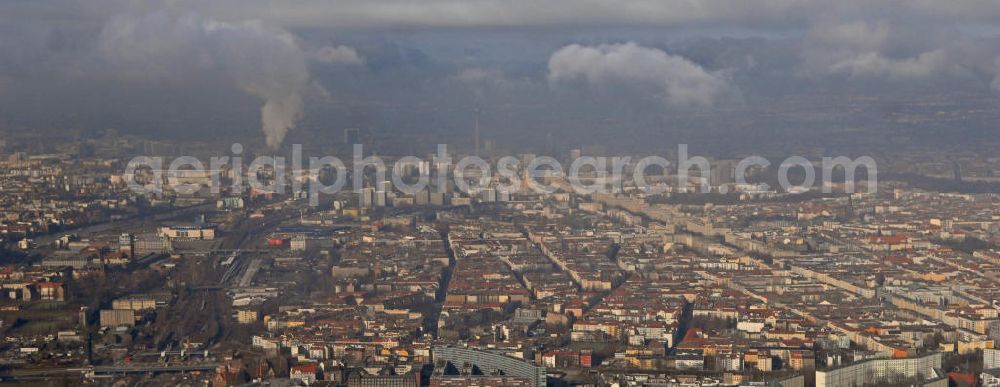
top-left (430, 192), bottom-right (446, 206)
top-left (237, 310), bottom-right (259, 324)
top-left (375, 190), bottom-right (388, 207)
top-left (990, 321), bottom-right (1000, 343)
top-left (359, 188), bottom-right (375, 209)
top-left (118, 233), bottom-right (135, 258)
top-left (569, 149), bottom-right (582, 162)
top-left (986, 348), bottom-right (1000, 369)
top-left (498, 189), bottom-right (511, 202)
top-left (482, 188), bottom-right (497, 203)
top-left (711, 160), bottom-right (736, 187)
top-left (415, 189), bottom-right (430, 205)
top-left (344, 128), bottom-right (360, 145)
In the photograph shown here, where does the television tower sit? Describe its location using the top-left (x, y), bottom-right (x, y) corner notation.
top-left (474, 107), bottom-right (481, 157)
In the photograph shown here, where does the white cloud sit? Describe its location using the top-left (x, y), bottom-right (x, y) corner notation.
top-left (548, 42), bottom-right (737, 108)
top-left (800, 19), bottom-right (974, 81)
top-left (313, 45), bottom-right (363, 65)
top-left (827, 49), bottom-right (954, 80)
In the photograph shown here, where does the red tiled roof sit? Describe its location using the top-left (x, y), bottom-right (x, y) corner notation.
top-left (291, 363), bottom-right (317, 373)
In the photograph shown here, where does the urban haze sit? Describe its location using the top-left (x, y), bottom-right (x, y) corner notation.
top-left (1, 1), bottom-right (999, 387)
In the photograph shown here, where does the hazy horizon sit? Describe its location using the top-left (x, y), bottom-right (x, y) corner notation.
top-left (3, 1), bottom-right (1000, 155)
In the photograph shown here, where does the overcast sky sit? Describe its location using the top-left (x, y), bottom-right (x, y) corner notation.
top-left (2, 0), bottom-right (1000, 151)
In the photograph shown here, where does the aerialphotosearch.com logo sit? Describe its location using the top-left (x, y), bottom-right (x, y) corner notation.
top-left (124, 143), bottom-right (877, 206)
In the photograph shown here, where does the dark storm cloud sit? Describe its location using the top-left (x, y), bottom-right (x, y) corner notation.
top-left (95, 0), bottom-right (1000, 30)
top-left (7, 0), bottom-right (1000, 32)
top-left (3, 1), bottom-right (994, 86)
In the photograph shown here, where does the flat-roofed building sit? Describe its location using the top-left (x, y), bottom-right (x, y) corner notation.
top-left (112, 296), bottom-right (156, 311)
top-left (815, 352), bottom-right (943, 387)
top-left (159, 224), bottom-right (216, 240)
top-left (99, 309), bottom-right (136, 328)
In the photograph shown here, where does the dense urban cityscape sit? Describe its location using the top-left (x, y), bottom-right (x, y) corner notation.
top-left (0, 131), bottom-right (997, 386)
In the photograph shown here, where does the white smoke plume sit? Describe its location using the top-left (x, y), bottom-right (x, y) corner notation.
top-left (260, 93), bottom-right (303, 149)
top-left (547, 42), bottom-right (738, 108)
top-left (98, 13), bottom-right (322, 149)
